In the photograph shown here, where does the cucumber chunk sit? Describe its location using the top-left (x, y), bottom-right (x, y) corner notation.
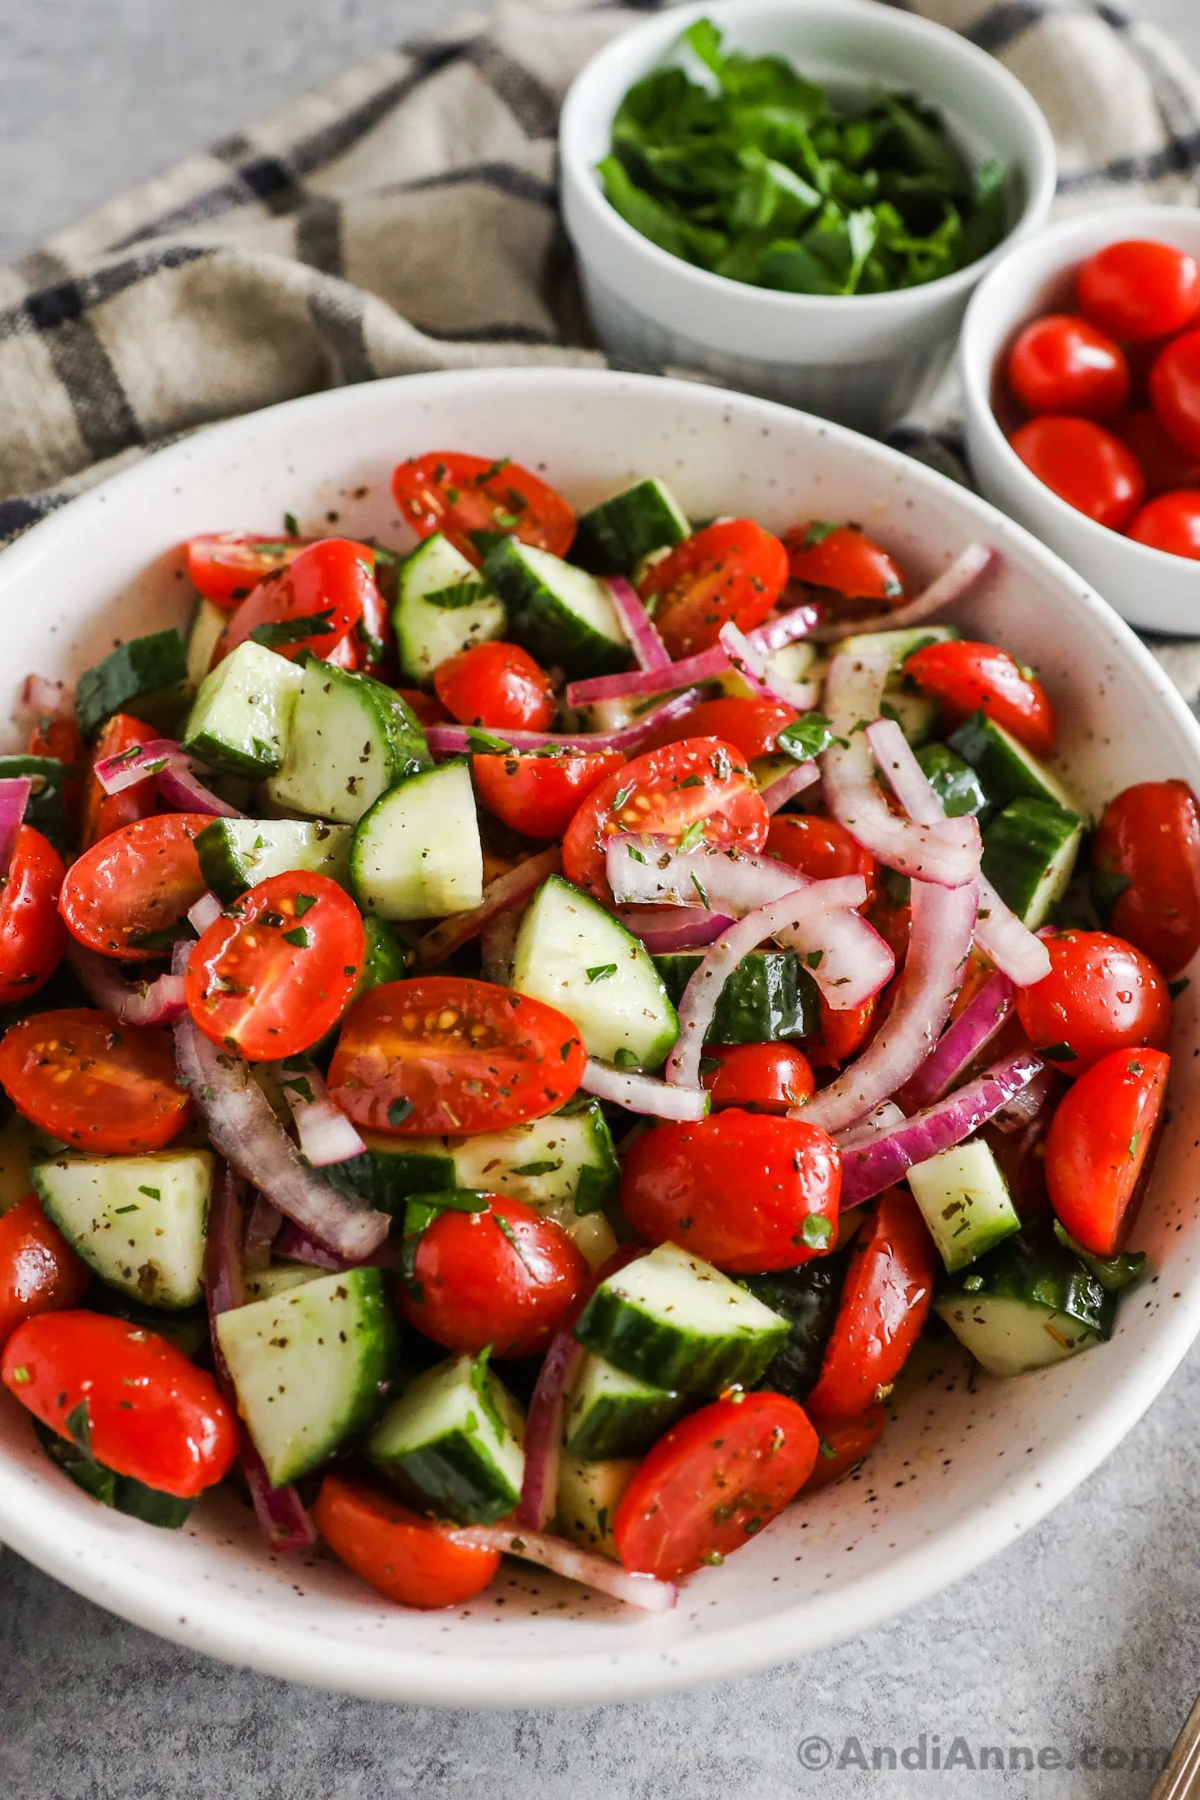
top-left (564, 1351), bottom-right (681, 1459)
top-left (510, 874), bottom-right (678, 1069)
top-left (185, 598), bottom-right (227, 695)
top-left (574, 1242), bottom-right (789, 1397)
top-left (33, 1150), bottom-right (214, 1309)
top-left (947, 709), bottom-right (1079, 813)
top-left (393, 533), bottom-right (506, 686)
top-left (34, 1418), bottom-right (194, 1530)
top-left (981, 798), bottom-right (1083, 929)
top-left (76, 628), bottom-right (188, 739)
top-left (243, 1264), bottom-right (324, 1303)
top-left (906, 1137), bottom-right (1021, 1273)
top-left (556, 1454), bottom-right (637, 1560)
top-left (483, 539), bottom-right (630, 679)
top-left (0, 754), bottom-right (74, 856)
top-left (359, 913), bottom-right (411, 989)
top-left (267, 659), bottom-right (431, 824)
top-left (914, 742), bottom-right (989, 820)
top-left (181, 641), bottom-right (304, 779)
top-left (349, 758), bottom-right (483, 920)
top-left (573, 478), bottom-right (691, 575)
top-left (935, 1231), bottom-right (1115, 1377)
top-left (653, 949), bottom-right (819, 1045)
top-left (215, 1268), bottom-right (396, 1485)
top-left (195, 817), bottom-right (353, 901)
top-left (739, 1256), bottom-right (845, 1404)
top-left (836, 624), bottom-right (958, 673)
top-left (367, 1352), bottom-right (524, 1524)
top-left (881, 685), bottom-right (941, 748)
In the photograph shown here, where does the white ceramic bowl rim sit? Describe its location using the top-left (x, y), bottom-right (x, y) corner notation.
top-left (560, 0), bottom-right (1058, 316)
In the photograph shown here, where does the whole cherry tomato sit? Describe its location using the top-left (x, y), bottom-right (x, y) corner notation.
top-left (185, 532), bottom-right (311, 608)
top-left (904, 640), bottom-right (1056, 757)
top-left (1009, 416), bottom-right (1145, 530)
top-left (1077, 239), bottom-right (1200, 343)
top-left (613, 1390), bottom-right (819, 1580)
top-left (807, 994), bottom-right (877, 1069)
top-left (0, 826), bottom-right (66, 1003)
top-left (1014, 928), bottom-right (1171, 1075)
top-left (701, 1041), bottom-right (815, 1113)
top-left (765, 813), bottom-right (878, 908)
top-left (1092, 781), bottom-right (1200, 977)
top-left (638, 520), bottom-right (788, 658)
top-left (0, 1194), bottom-right (90, 1349)
top-left (214, 539), bottom-right (376, 666)
top-left (314, 1472), bottom-right (500, 1608)
top-left (783, 522), bottom-right (905, 603)
top-left (472, 749), bottom-right (626, 841)
top-left (0, 1008), bottom-right (192, 1153)
top-left (642, 696), bottom-right (799, 763)
top-left (392, 453), bottom-right (575, 565)
top-left (1127, 490), bottom-right (1200, 560)
top-left (1006, 314), bottom-right (1130, 419)
top-left (1150, 329), bottom-right (1200, 459)
top-left (802, 1404), bottom-right (886, 1491)
top-left (78, 713), bottom-right (160, 850)
top-left (433, 641), bottom-right (555, 733)
top-left (1115, 411), bottom-right (1200, 497)
top-left (59, 812), bottom-right (210, 963)
top-left (1044, 1047), bottom-right (1169, 1254)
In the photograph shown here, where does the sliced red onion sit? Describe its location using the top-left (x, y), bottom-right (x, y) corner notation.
top-left (836, 1046), bottom-right (1045, 1207)
top-left (416, 846), bottom-right (561, 967)
top-left (812, 542), bottom-right (997, 644)
top-left (205, 1161), bottom-right (247, 1331)
top-left (241, 1440), bottom-right (318, 1552)
top-left (66, 941), bottom-right (188, 1026)
top-left (718, 621), bottom-right (820, 712)
top-left (425, 688), bottom-right (700, 759)
top-left (480, 906), bottom-right (521, 985)
top-left (580, 1057), bottom-right (709, 1120)
top-left (157, 760), bottom-right (243, 819)
top-left (822, 651), bottom-right (981, 887)
top-left (94, 737), bottom-right (242, 819)
top-left (274, 1061), bottom-right (366, 1167)
top-left (515, 1328), bottom-right (586, 1532)
top-left (564, 605), bottom-right (819, 709)
top-left (0, 777), bottom-right (32, 880)
top-left (667, 877), bottom-right (868, 1088)
top-left (187, 891), bottom-right (224, 936)
top-left (607, 575), bottom-right (670, 670)
top-left (272, 1218), bottom-right (395, 1270)
top-left (750, 603), bottom-right (823, 653)
top-left (760, 759), bottom-right (819, 814)
top-left (902, 971), bottom-right (1015, 1110)
top-left (242, 1191), bottom-right (282, 1274)
top-left (174, 1015), bottom-right (389, 1259)
top-left (18, 674), bottom-right (74, 720)
top-left (444, 1523), bottom-right (677, 1612)
top-left (836, 1100), bottom-right (906, 1150)
top-left (991, 1063), bottom-right (1055, 1132)
top-left (617, 905), bottom-right (734, 955)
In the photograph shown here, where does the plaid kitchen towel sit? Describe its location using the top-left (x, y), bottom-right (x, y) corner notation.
top-left (0, 0), bottom-right (1198, 679)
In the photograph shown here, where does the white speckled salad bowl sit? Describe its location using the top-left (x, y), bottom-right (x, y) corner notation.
top-left (0, 368), bottom-right (1198, 1706)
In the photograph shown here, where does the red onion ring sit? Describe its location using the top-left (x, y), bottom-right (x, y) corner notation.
top-left (564, 603), bottom-right (820, 709)
top-left (242, 1191), bottom-right (282, 1274)
top-left (760, 759), bottom-right (819, 813)
top-left (417, 846), bottom-right (561, 966)
top-left (94, 737), bottom-right (243, 819)
top-left (274, 1062), bottom-right (366, 1167)
top-left (0, 777), bottom-right (32, 881)
top-left (66, 941), bottom-right (188, 1026)
top-left (580, 1057), bottom-right (709, 1120)
top-left (812, 542), bottom-right (996, 644)
top-left (444, 1523), bottom-right (677, 1612)
top-left (902, 970), bottom-right (1015, 1110)
top-left (717, 621), bottom-right (820, 712)
top-left (425, 688), bottom-right (700, 758)
top-left (616, 905), bottom-right (734, 955)
top-left (515, 1330), bottom-right (586, 1532)
top-left (18, 674), bottom-right (74, 720)
top-left (187, 891), bottom-right (223, 935)
top-left (607, 575), bottom-right (670, 670)
top-left (271, 1218), bottom-right (395, 1270)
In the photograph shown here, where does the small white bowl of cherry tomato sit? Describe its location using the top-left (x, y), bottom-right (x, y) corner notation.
top-left (961, 206), bottom-right (1200, 635)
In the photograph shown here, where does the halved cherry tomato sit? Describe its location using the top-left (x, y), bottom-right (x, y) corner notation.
top-left (26, 714), bottom-right (82, 824)
top-left (399, 1192), bottom-right (588, 1358)
top-left (765, 812), bottom-right (878, 908)
top-left (314, 1473), bottom-right (500, 1609)
top-left (1044, 1047), bottom-right (1170, 1254)
top-left (562, 737), bottom-right (769, 902)
top-left (1078, 240), bottom-right (1200, 344)
top-left (78, 712), bottom-right (160, 850)
top-left (620, 1109), bottom-right (840, 1273)
top-left (213, 539), bottom-right (376, 666)
top-left (802, 1404), bottom-right (886, 1491)
top-left (328, 976), bottom-right (585, 1135)
top-left (0, 826), bottom-right (66, 1004)
top-left (433, 641), bottom-right (555, 733)
top-left (1127, 490), bottom-right (1200, 560)
top-left (807, 994), bottom-right (876, 1069)
top-left (614, 1390), bottom-right (818, 1580)
top-left (0, 1008), bottom-right (191, 1152)
top-left (905, 639), bottom-right (1056, 757)
top-left (2, 1310), bottom-right (237, 1497)
top-left (185, 872), bottom-right (363, 1061)
top-left (59, 812), bottom-right (210, 963)
top-left (1115, 410), bottom-right (1200, 496)
top-left (185, 532), bottom-right (311, 608)
top-left (1093, 781), bottom-right (1200, 977)
top-left (1014, 928), bottom-right (1171, 1076)
top-left (701, 1041), bottom-right (815, 1113)
top-left (392, 453), bottom-right (575, 564)
top-left (1009, 415), bottom-right (1145, 531)
top-left (472, 749), bottom-right (625, 841)
top-left (805, 1187), bottom-right (936, 1422)
top-left (0, 1194), bottom-right (90, 1349)
top-left (1006, 314), bottom-right (1130, 419)
top-left (1151, 330), bottom-right (1200, 460)
top-left (397, 688), bottom-right (451, 730)
top-left (638, 520), bottom-right (788, 658)
top-left (783, 523), bottom-right (905, 603)
top-left (642, 695), bottom-right (798, 762)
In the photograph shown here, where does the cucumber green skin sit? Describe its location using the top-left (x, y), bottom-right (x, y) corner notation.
top-left (32, 1418), bottom-right (194, 1529)
top-left (915, 743), bottom-right (991, 822)
top-left (948, 709), bottom-right (1075, 811)
top-left (483, 537), bottom-right (631, 679)
top-left (653, 950), bottom-right (819, 1044)
top-left (572, 480), bottom-right (690, 575)
top-left (981, 798), bottom-right (1082, 924)
top-left (942, 1230), bottom-right (1116, 1338)
top-left (360, 914), bottom-right (411, 988)
top-left (564, 1386), bottom-right (682, 1460)
top-left (325, 1147), bottom-right (457, 1214)
top-left (373, 1432), bottom-right (520, 1525)
top-left (194, 819), bottom-right (353, 902)
top-left (739, 1256), bottom-right (845, 1404)
top-left (76, 629), bottom-right (188, 739)
top-left (574, 1287), bottom-right (789, 1398)
top-left (0, 754), bottom-right (73, 856)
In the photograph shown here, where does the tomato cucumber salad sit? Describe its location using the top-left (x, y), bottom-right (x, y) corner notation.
top-left (0, 450), bottom-right (1190, 1614)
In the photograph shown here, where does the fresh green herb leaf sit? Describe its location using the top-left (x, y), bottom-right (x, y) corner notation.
top-left (676, 819), bottom-right (707, 853)
top-left (292, 893), bottom-right (317, 917)
top-left (387, 1097), bottom-right (414, 1127)
top-left (802, 520), bottom-right (841, 549)
top-left (613, 1048), bottom-right (640, 1069)
top-left (466, 727), bottom-right (514, 755)
top-left (249, 610), bottom-right (335, 648)
top-left (282, 926), bottom-right (310, 948)
top-left (283, 511), bottom-right (300, 536)
top-left (777, 714), bottom-right (837, 761)
top-left (1040, 1042), bottom-right (1079, 1063)
top-left (586, 964), bottom-right (618, 983)
top-left (1053, 1219), bottom-right (1147, 1293)
top-left (799, 1214), bottom-right (833, 1249)
top-left (137, 1185), bottom-right (161, 1200)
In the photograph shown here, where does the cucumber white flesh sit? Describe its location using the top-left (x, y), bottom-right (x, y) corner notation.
top-left (882, 685), bottom-right (941, 748)
top-left (564, 1351), bottom-right (681, 1459)
top-left (510, 874), bottom-right (678, 1069)
top-left (556, 1454), bottom-right (637, 1560)
top-left (32, 1151), bottom-right (214, 1309)
top-left (935, 1294), bottom-right (1106, 1377)
top-left (573, 478), bottom-right (691, 575)
top-left (575, 1242), bottom-right (790, 1397)
top-left (215, 1268), bottom-right (396, 1486)
top-left (483, 538), bottom-right (630, 679)
top-left (266, 659), bottom-right (431, 824)
top-left (184, 598), bottom-right (227, 694)
top-left (948, 709), bottom-right (1079, 813)
top-left (553, 1208), bottom-right (619, 1273)
top-left (393, 533), bottom-right (506, 686)
top-left (349, 758), bottom-right (483, 920)
top-left (242, 1264), bottom-right (324, 1303)
top-left (905, 1137), bottom-right (1021, 1274)
top-left (717, 640), bottom-right (817, 702)
top-left (181, 641), bottom-right (304, 779)
top-left (194, 817), bottom-right (353, 902)
top-left (367, 1353), bottom-right (525, 1524)
top-left (934, 1230), bottom-right (1114, 1377)
top-left (981, 798), bottom-right (1083, 929)
top-left (837, 624), bottom-right (959, 672)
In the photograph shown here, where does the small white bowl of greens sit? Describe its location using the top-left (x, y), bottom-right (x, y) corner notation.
top-left (561, 0), bottom-right (1055, 435)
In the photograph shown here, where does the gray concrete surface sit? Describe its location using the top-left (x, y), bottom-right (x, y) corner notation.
top-left (3, 5), bottom-right (1200, 1797)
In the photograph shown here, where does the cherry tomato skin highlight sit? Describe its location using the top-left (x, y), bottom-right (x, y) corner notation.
top-left (1093, 781), bottom-right (1200, 977)
top-left (783, 524), bottom-right (905, 602)
top-left (0, 1194), bottom-right (90, 1349)
top-left (185, 872), bottom-right (364, 1062)
top-left (805, 1187), bottom-right (937, 1422)
top-left (642, 696), bottom-right (799, 763)
top-left (614, 1390), bottom-right (819, 1580)
top-left (391, 452), bottom-right (575, 564)
top-left (802, 1404), bottom-right (886, 1491)
top-left (2, 1310), bottom-right (237, 1497)
top-left (1006, 314), bottom-right (1130, 420)
top-left (1014, 929), bottom-right (1171, 1076)
top-left (1150, 330), bottom-right (1200, 460)
top-left (765, 812), bottom-right (878, 908)
top-left (1127, 490), bottom-right (1200, 560)
top-left (214, 539), bottom-right (375, 665)
top-left (0, 826), bottom-right (66, 1004)
top-left (904, 639), bottom-right (1056, 757)
top-left (1044, 1047), bottom-right (1170, 1254)
top-left (79, 712), bottom-right (160, 850)
top-left (0, 1008), bottom-right (192, 1152)
top-left (1077, 239), bottom-right (1200, 343)
top-left (185, 533), bottom-right (310, 609)
top-left (433, 641), bottom-right (555, 733)
top-left (1009, 415), bottom-right (1145, 531)
top-left (701, 1042), bottom-right (816, 1114)
top-left (328, 976), bottom-right (586, 1136)
top-left (638, 520), bottom-right (788, 659)
top-left (620, 1109), bottom-right (841, 1274)
top-left (59, 812), bottom-right (210, 963)
top-left (399, 1194), bottom-right (588, 1358)
top-left (472, 749), bottom-right (626, 841)
top-left (315, 1473), bottom-right (500, 1609)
